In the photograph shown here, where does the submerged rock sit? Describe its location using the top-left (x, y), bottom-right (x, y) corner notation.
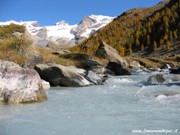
top-left (35, 64), bottom-right (90, 87)
top-left (0, 60), bottom-right (47, 104)
top-left (148, 74), bottom-right (168, 83)
top-left (147, 74), bottom-right (180, 84)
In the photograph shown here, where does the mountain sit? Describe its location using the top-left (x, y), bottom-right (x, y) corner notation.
top-left (0, 15), bottom-right (113, 49)
top-left (69, 0), bottom-right (179, 57)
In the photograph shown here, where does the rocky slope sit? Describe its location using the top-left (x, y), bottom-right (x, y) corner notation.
top-left (0, 15), bottom-right (113, 49)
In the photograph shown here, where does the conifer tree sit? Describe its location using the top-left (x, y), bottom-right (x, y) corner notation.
top-left (119, 46), bottom-right (125, 57)
top-left (173, 31), bottom-right (177, 38)
top-left (166, 41), bottom-right (170, 51)
top-left (128, 44), bottom-right (133, 55)
top-left (147, 35), bottom-right (151, 46)
top-left (160, 39), bottom-right (164, 46)
top-left (141, 44), bottom-right (144, 52)
top-left (153, 41), bottom-right (157, 52)
top-left (169, 31), bottom-right (173, 40)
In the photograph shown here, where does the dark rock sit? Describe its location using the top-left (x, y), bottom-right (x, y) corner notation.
top-left (107, 62), bottom-right (131, 75)
top-left (170, 67), bottom-right (180, 74)
top-left (0, 60), bottom-right (47, 104)
top-left (85, 60), bottom-right (101, 69)
top-left (160, 64), bottom-right (171, 69)
top-left (35, 64), bottom-right (90, 87)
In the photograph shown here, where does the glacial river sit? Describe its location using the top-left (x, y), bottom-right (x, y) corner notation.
top-left (0, 72), bottom-right (180, 135)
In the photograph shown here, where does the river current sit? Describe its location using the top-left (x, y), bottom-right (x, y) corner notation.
top-left (0, 72), bottom-right (180, 135)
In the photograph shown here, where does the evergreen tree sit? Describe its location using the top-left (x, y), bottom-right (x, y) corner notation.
top-left (169, 31), bottom-right (173, 40)
top-left (160, 39), bottom-right (164, 46)
top-left (153, 41), bottom-right (157, 52)
top-left (166, 41), bottom-right (170, 51)
top-left (141, 44), bottom-right (144, 52)
top-left (128, 44), bottom-right (133, 55)
top-left (173, 31), bottom-right (177, 38)
top-left (147, 35), bottom-right (151, 46)
top-left (119, 46), bottom-right (125, 57)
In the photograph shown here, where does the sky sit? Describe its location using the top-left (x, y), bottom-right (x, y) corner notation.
top-left (0, 0), bottom-right (162, 26)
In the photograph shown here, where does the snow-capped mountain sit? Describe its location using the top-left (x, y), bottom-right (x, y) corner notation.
top-left (0, 15), bottom-right (114, 48)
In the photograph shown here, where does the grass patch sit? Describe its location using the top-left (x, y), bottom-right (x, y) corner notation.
top-left (0, 24), bottom-right (34, 66)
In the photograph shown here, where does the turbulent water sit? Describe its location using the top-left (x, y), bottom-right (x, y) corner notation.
top-left (0, 72), bottom-right (180, 135)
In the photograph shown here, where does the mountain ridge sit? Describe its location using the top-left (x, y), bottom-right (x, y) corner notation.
top-left (0, 15), bottom-right (114, 49)
top-left (69, 0), bottom-right (179, 58)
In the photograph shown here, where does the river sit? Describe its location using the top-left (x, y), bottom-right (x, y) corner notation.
top-left (0, 72), bottom-right (180, 135)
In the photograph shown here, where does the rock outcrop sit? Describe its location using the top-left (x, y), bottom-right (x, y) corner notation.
top-left (35, 64), bottom-right (91, 87)
top-left (96, 41), bottom-right (131, 75)
top-left (0, 60), bottom-right (47, 104)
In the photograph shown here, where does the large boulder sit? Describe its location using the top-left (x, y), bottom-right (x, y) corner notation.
top-left (0, 60), bottom-right (47, 104)
top-left (96, 41), bottom-right (127, 64)
top-left (96, 41), bottom-right (131, 75)
top-left (107, 62), bottom-right (131, 75)
top-left (34, 64), bottom-right (90, 87)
